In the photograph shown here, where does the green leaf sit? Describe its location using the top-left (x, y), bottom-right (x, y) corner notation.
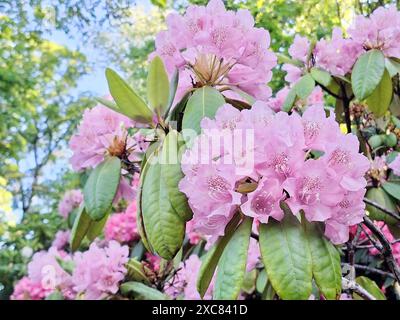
top-left (304, 221), bottom-right (341, 300)
top-left (282, 88), bottom-right (297, 112)
top-left (120, 281), bottom-right (169, 300)
top-left (384, 132), bottom-right (397, 147)
top-left (366, 70), bottom-right (393, 117)
top-left (45, 291), bottom-right (64, 300)
top-left (126, 259), bottom-right (151, 284)
top-left (276, 52), bottom-right (303, 67)
top-left (70, 205), bottom-right (92, 252)
top-left (160, 130), bottom-right (192, 221)
top-left (105, 68), bottom-right (153, 123)
top-left (136, 149), bottom-right (158, 252)
top-left (213, 217), bottom-right (252, 300)
top-left (259, 208), bottom-right (312, 300)
top-left (385, 58), bottom-right (400, 77)
top-left (150, 0), bottom-right (166, 8)
top-left (197, 213), bottom-right (241, 298)
top-left (294, 73), bottom-right (315, 100)
top-left (140, 149), bottom-right (185, 260)
top-left (182, 86), bottom-right (225, 135)
top-left (147, 56), bottom-right (170, 114)
top-left (310, 67), bottom-right (332, 87)
top-left (95, 97), bottom-right (121, 114)
top-left (382, 181), bottom-right (400, 201)
top-left (86, 213), bottom-right (109, 241)
top-left (84, 157), bottom-right (121, 221)
top-left (368, 135), bottom-right (384, 149)
top-left (256, 269), bottom-right (268, 293)
top-left (366, 187), bottom-right (398, 224)
top-left (355, 276), bottom-right (386, 300)
top-left (67, 207), bottom-right (78, 229)
top-left (351, 49), bottom-right (385, 100)
top-left (166, 68), bottom-right (179, 113)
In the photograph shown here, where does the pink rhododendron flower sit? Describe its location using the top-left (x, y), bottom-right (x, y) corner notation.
top-left (28, 247), bottom-right (73, 299)
top-left (145, 253), bottom-right (161, 272)
top-left (10, 277), bottom-right (50, 300)
top-left (165, 254), bottom-right (213, 300)
top-left (69, 105), bottom-right (145, 204)
top-left (151, 0), bottom-right (276, 102)
top-left (51, 230), bottom-right (70, 250)
top-left (314, 28), bottom-right (361, 76)
top-left (389, 153), bottom-right (400, 176)
top-left (241, 178), bottom-right (284, 224)
top-left (104, 201), bottom-right (139, 243)
top-left (348, 5), bottom-right (400, 58)
top-left (71, 241), bottom-right (129, 300)
top-left (301, 104), bottom-right (339, 151)
top-left (324, 190), bottom-right (366, 244)
top-left (289, 35), bottom-right (310, 62)
top-left (324, 134), bottom-right (370, 192)
top-left (186, 219), bottom-right (203, 245)
top-left (283, 28), bottom-right (362, 84)
top-left (180, 103), bottom-right (368, 244)
top-left (283, 160), bottom-right (344, 222)
top-left (69, 105), bottom-right (136, 171)
top-left (58, 189), bottom-right (83, 219)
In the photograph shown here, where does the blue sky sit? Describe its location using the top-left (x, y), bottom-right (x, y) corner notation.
top-left (44, 0), bottom-right (152, 97)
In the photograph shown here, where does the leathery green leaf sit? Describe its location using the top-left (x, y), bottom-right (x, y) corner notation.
top-left (70, 205), bottom-right (91, 252)
top-left (213, 217), bottom-right (252, 300)
top-left (304, 221), bottom-right (341, 300)
top-left (147, 56), bottom-right (170, 114)
top-left (140, 149), bottom-right (185, 260)
top-left (351, 49), bottom-right (385, 100)
top-left (366, 70), bottom-right (393, 117)
top-left (182, 86), bottom-right (225, 135)
top-left (197, 213), bottom-right (241, 298)
top-left (105, 68), bottom-right (153, 123)
top-left (83, 157), bottom-right (121, 221)
top-left (160, 130), bottom-right (192, 221)
top-left (259, 207), bottom-right (312, 300)
top-left (120, 281), bottom-right (169, 300)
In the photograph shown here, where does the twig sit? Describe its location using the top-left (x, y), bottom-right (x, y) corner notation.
top-left (363, 216), bottom-right (400, 282)
top-left (350, 263), bottom-right (396, 279)
top-left (363, 198), bottom-right (400, 222)
top-left (341, 277), bottom-right (376, 300)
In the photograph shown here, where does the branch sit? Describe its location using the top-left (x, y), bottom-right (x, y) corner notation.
top-left (351, 263), bottom-right (396, 279)
top-left (342, 277), bottom-right (376, 300)
top-left (363, 216), bottom-right (400, 282)
top-left (363, 197), bottom-right (400, 222)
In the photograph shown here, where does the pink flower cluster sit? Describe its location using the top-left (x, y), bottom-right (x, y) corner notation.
top-left (348, 5), bottom-right (400, 59)
top-left (283, 6), bottom-right (400, 84)
top-left (51, 230), bottom-right (71, 250)
top-left (10, 277), bottom-right (50, 300)
top-left (69, 105), bottom-right (146, 204)
top-left (180, 103), bottom-right (369, 244)
top-left (165, 254), bottom-right (213, 300)
top-left (12, 241), bottom-right (129, 300)
top-left (72, 241), bottom-right (129, 300)
top-left (283, 30), bottom-right (361, 84)
top-left (104, 201), bottom-right (139, 243)
top-left (27, 247), bottom-right (74, 299)
top-left (151, 0), bottom-right (276, 102)
top-left (58, 189), bottom-right (83, 219)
